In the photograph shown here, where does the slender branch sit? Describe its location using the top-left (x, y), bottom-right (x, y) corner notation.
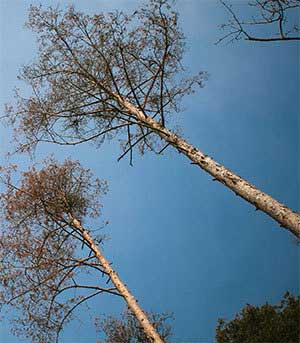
top-left (55, 290), bottom-right (105, 343)
top-left (218, 0), bottom-right (300, 43)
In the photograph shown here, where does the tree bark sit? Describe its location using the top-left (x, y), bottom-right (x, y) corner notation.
top-left (119, 97), bottom-right (300, 238)
top-left (68, 213), bottom-right (164, 343)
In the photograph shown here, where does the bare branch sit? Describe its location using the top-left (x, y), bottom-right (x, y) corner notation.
top-left (218, 0), bottom-right (300, 44)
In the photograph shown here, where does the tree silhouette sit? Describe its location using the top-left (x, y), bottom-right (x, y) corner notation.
top-left (0, 159), bottom-right (164, 343)
top-left (216, 292), bottom-right (300, 343)
top-left (4, 0), bottom-right (299, 236)
top-left (218, 0), bottom-right (300, 44)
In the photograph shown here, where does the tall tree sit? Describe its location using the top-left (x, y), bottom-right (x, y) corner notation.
top-left (0, 159), bottom-right (164, 343)
top-left (218, 0), bottom-right (300, 44)
top-left (215, 292), bottom-right (300, 343)
top-left (4, 0), bottom-right (299, 236)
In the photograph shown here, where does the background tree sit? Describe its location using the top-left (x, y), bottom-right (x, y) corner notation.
top-left (216, 292), bottom-right (300, 343)
top-left (218, 0), bottom-right (300, 43)
top-left (96, 310), bottom-right (173, 343)
top-left (0, 159), bottom-right (164, 343)
top-left (4, 0), bottom-right (299, 236)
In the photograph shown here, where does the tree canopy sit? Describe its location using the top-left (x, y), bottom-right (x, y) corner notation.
top-left (0, 159), bottom-right (115, 342)
top-left (0, 158), bottom-right (165, 343)
top-left (7, 0), bottom-right (204, 159)
top-left (216, 292), bottom-right (300, 343)
top-left (4, 0), bottom-right (299, 236)
top-left (0, 0), bottom-right (299, 341)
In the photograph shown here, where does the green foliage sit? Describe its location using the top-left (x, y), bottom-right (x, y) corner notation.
top-left (216, 292), bottom-right (300, 343)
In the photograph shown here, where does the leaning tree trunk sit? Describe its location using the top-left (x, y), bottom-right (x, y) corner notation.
top-left (117, 96), bottom-right (300, 238)
top-left (68, 213), bottom-right (164, 343)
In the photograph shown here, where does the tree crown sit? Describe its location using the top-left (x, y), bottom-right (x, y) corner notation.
top-left (0, 159), bottom-right (113, 343)
top-left (6, 0), bottom-right (206, 162)
top-left (216, 292), bottom-right (300, 343)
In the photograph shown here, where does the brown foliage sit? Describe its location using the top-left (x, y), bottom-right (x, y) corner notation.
top-left (6, 0), bottom-right (205, 164)
top-left (0, 159), bottom-right (119, 343)
top-left (5, 0), bottom-right (299, 236)
top-left (96, 310), bottom-right (173, 343)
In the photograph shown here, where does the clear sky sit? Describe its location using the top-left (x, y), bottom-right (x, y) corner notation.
top-left (0, 0), bottom-right (299, 342)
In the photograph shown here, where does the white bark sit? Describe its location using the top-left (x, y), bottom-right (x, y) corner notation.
top-left (119, 97), bottom-right (300, 238)
top-left (68, 213), bottom-right (164, 343)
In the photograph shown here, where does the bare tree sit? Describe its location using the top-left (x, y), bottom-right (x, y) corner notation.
top-left (218, 0), bottom-right (300, 44)
top-left (0, 159), bottom-right (164, 343)
top-left (4, 0), bottom-right (299, 236)
top-left (96, 310), bottom-right (173, 343)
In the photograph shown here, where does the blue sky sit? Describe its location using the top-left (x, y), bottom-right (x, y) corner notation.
top-left (0, 0), bottom-right (299, 342)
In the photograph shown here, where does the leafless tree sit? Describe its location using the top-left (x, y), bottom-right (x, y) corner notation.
top-left (0, 159), bottom-right (164, 343)
top-left (4, 0), bottom-right (299, 236)
top-left (218, 0), bottom-right (300, 44)
top-left (96, 310), bottom-right (173, 343)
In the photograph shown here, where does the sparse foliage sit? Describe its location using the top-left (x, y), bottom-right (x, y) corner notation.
top-left (216, 292), bottom-right (300, 343)
top-left (4, 1), bottom-right (300, 236)
top-left (97, 310), bottom-right (173, 343)
top-left (218, 0), bottom-right (300, 44)
top-left (7, 0), bottom-right (204, 161)
top-left (0, 159), bottom-right (164, 343)
top-left (0, 159), bottom-right (114, 342)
